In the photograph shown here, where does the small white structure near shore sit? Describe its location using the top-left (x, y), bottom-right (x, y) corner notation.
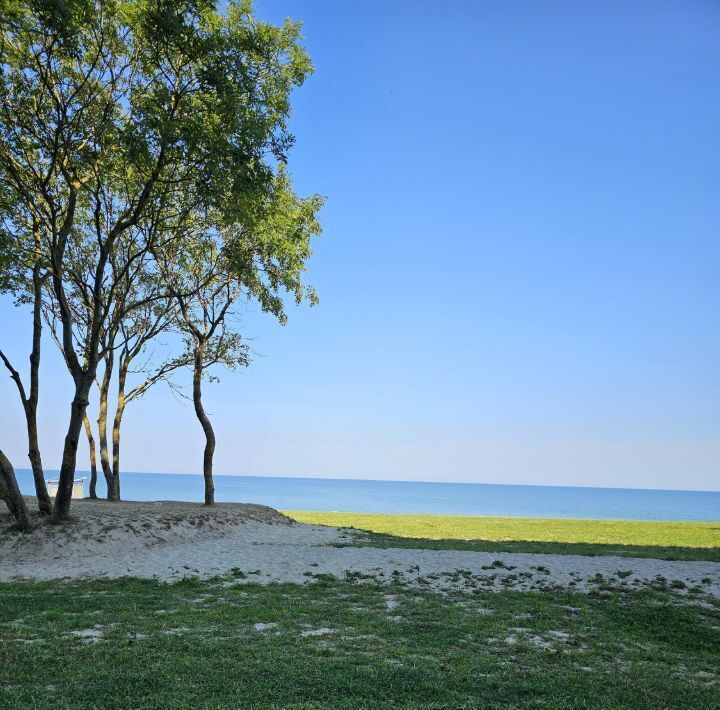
top-left (46, 477), bottom-right (86, 499)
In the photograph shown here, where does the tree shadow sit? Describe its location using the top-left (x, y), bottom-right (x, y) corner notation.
top-left (335, 528), bottom-right (720, 562)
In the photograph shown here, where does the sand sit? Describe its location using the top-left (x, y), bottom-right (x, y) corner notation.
top-left (2, 498), bottom-right (719, 597)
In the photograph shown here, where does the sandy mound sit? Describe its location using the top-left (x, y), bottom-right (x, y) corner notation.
top-left (1, 498), bottom-right (293, 570)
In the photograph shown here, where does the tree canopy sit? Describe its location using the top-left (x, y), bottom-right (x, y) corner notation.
top-left (0, 0), bottom-right (322, 522)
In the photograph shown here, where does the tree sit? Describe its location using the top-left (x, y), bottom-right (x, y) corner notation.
top-left (175, 275), bottom-right (250, 506)
top-left (0, 181), bottom-right (53, 514)
top-left (0, 0), bottom-right (315, 517)
top-left (160, 170), bottom-right (322, 504)
top-left (45, 238), bottom-right (188, 501)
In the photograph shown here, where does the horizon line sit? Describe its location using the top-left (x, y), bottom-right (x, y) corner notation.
top-left (14, 468), bottom-right (720, 495)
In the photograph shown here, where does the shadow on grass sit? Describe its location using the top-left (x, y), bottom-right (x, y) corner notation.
top-left (333, 529), bottom-right (720, 562)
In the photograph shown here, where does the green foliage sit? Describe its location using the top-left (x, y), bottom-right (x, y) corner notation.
top-left (222, 166), bottom-right (323, 323)
top-left (0, 0), bottom-right (319, 338)
top-left (0, 0), bottom-right (322, 475)
top-left (156, 164), bottom-right (322, 385)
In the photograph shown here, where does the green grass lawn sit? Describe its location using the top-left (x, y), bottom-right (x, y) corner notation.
top-left (285, 511), bottom-right (720, 561)
top-left (1, 576), bottom-right (718, 709)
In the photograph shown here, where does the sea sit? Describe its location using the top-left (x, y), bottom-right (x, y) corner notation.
top-left (13, 469), bottom-right (720, 521)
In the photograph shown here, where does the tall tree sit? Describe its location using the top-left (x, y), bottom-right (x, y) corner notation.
top-left (0, 0), bottom-right (315, 517)
top-left (160, 170), bottom-right (322, 504)
top-left (176, 279), bottom-right (249, 506)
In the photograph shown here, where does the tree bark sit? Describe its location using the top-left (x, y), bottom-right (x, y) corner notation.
top-left (0, 449), bottom-right (32, 531)
top-left (83, 414), bottom-right (98, 499)
top-left (52, 378), bottom-right (93, 518)
top-left (97, 352), bottom-right (118, 500)
top-left (193, 342), bottom-right (215, 505)
top-left (26, 419), bottom-right (50, 514)
top-left (106, 471), bottom-right (120, 502)
top-left (109, 361), bottom-right (127, 501)
top-left (27, 253), bottom-right (52, 514)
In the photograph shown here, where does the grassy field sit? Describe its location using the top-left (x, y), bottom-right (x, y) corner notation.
top-left (1, 575), bottom-right (719, 709)
top-left (3, 515), bottom-right (719, 706)
top-left (285, 511), bottom-right (720, 561)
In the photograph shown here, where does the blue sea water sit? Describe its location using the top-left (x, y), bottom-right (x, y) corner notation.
top-left (13, 469), bottom-right (720, 521)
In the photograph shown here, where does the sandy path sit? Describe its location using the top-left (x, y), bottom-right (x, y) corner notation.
top-left (2, 500), bottom-right (719, 597)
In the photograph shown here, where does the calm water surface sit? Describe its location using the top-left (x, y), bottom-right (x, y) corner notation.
top-left (14, 469), bottom-right (720, 521)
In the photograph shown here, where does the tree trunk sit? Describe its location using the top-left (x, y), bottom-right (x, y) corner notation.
top-left (0, 449), bottom-right (32, 531)
top-left (26, 418), bottom-right (50, 514)
top-left (83, 414), bottom-right (98, 499)
top-left (52, 378), bottom-right (92, 518)
top-left (0, 247), bottom-right (52, 515)
top-left (193, 343), bottom-right (215, 505)
top-left (106, 473), bottom-right (120, 501)
top-left (27, 292), bottom-right (51, 513)
top-left (0, 348), bottom-right (50, 514)
top-left (28, 241), bottom-right (52, 515)
top-left (109, 362), bottom-right (127, 502)
top-left (97, 353), bottom-right (117, 500)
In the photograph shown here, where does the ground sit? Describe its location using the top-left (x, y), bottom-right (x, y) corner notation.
top-left (1, 500), bottom-right (719, 708)
top-left (285, 510), bottom-right (720, 562)
top-left (1, 577), bottom-right (719, 708)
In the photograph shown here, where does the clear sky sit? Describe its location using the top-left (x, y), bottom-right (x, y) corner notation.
top-left (1, 0), bottom-right (718, 490)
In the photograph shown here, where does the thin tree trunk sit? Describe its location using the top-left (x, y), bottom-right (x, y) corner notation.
top-left (0, 449), bottom-right (32, 531)
top-left (97, 353), bottom-right (117, 500)
top-left (83, 414), bottom-right (98, 499)
top-left (0, 237), bottom-right (51, 515)
top-left (109, 361), bottom-right (127, 502)
top-left (27, 253), bottom-right (52, 514)
top-left (53, 378), bottom-right (93, 518)
top-left (0, 352), bottom-right (51, 516)
top-left (26, 419), bottom-right (50, 514)
top-left (193, 343), bottom-right (215, 505)
top-left (0, 368), bottom-right (50, 514)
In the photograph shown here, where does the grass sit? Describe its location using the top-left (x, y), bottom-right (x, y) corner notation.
top-left (284, 511), bottom-right (720, 561)
top-left (3, 514), bottom-right (719, 706)
top-left (0, 579), bottom-right (720, 708)
top-left (1, 576), bottom-right (719, 709)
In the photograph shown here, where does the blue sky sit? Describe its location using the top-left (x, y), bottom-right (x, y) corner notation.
top-left (1, 0), bottom-right (718, 490)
